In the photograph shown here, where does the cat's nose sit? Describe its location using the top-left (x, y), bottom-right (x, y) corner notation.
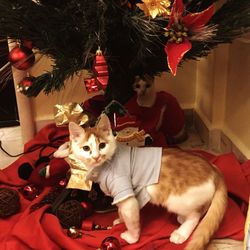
top-left (93, 156), bottom-right (100, 162)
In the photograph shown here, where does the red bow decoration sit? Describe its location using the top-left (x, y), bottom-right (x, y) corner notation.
top-left (84, 78), bottom-right (99, 93)
top-left (164, 0), bottom-right (215, 76)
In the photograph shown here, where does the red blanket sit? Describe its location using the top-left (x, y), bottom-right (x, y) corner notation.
top-left (0, 124), bottom-right (249, 250)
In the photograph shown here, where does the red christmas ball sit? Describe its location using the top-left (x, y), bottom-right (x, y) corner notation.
top-left (81, 201), bottom-right (94, 217)
top-left (20, 184), bottom-right (41, 201)
top-left (17, 76), bottom-right (35, 93)
top-left (8, 46), bottom-right (35, 70)
top-left (100, 236), bottom-right (121, 250)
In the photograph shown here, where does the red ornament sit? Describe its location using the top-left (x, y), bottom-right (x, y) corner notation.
top-left (82, 220), bottom-right (112, 231)
top-left (84, 47), bottom-right (109, 93)
top-left (81, 201), bottom-right (94, 217)
top-left (17, 76), bottom-right (35, 94)
top-left (8, 46), bottom-right (35, 70)
top-left (19, 184), bottom-right (41, 201)
top-left (84, 77), bottom-right (100, 93)
top-left (100, 236), bottom-right (121, 250)
top-left (93, 48), bottom-right (109, 90)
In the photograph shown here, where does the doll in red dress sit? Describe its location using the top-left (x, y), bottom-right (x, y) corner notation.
top-left (124, 75), bottom-right (187, 146)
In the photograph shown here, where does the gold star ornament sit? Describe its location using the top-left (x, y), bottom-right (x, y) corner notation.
top-left (137, 0), bottom-right (171, 19)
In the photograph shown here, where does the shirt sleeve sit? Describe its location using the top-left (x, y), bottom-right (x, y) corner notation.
top-left (108, 175), bottom-right (135, 205)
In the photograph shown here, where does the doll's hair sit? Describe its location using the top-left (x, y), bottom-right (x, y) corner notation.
top-left (134, 74), bottom-right (154, 82)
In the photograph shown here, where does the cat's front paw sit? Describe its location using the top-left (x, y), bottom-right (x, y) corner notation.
top-left (170, 230), bottom-right (187, 244)
top-left (120, 231), bottom-right (139, 244)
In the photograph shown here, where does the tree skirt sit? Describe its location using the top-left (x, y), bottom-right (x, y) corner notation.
top-left (0, 124), bottom-right (249, 250)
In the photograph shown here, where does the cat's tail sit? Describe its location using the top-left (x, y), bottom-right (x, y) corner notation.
top-left (185, 174), bottom-right (228, 250)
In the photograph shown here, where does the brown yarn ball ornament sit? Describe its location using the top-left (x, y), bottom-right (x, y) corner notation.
top-left (0, 188), bottom-right (21, 218)
top-left (56, 200), bottom-right (85, 228)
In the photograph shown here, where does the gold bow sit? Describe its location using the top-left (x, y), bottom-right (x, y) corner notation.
top-left (54, 103), bottom-right (89, 127)
top-left (66, 154), bottom-right (92, 191)
top-left (137, 0), bottom-right (171, 19)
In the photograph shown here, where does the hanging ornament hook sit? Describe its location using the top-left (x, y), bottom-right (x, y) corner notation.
top-left (96, 46), bottom-right (102, 56)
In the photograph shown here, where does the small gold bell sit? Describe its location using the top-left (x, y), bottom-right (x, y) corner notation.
top-left (67, 226), bottom-right (82, 239)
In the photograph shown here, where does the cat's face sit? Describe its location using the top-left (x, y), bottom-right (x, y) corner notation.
top-left (68, 114), bottom-right (117, 169)
top-left (133, 75), bottom-right (154, 97)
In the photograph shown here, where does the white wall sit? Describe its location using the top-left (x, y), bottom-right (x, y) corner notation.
top-left (223, 39), bottom-right (250, 157)
top-left (155, 61), bottom-right (197, 109)
top-left (195, 39), bottom-right (250, 159)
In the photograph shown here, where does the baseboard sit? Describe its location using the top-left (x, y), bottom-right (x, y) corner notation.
top-left (219, 132), bottom-right (248, 163)
top-left (183, 108), bottom-right (194, 129)
top-left (192, 110), bottom-right (247, 162)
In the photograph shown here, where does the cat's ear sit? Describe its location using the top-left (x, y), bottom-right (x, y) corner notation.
top-left (54, 142), bottom-right (69, 158)
top-left (68, 122), bottom-right (85, 142)
top-left (97, 113), bottom-right (111, 133)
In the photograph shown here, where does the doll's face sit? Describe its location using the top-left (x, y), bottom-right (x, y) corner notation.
top-left (133, 75), bottom-right (154, 97)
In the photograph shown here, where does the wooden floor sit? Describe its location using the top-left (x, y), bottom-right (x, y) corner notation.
top-left (208, 239), bottom-right (243, 250)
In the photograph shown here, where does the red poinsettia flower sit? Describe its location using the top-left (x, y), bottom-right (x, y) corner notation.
top-left (164, 0), bottom-right (214, 75)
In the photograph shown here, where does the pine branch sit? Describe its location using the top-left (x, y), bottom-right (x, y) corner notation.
top-left (184, 0), bottom-right (219, 12)
top-left (211, 0), bottom-right (250, 41)
top-left (0, 0), bottom-right (249, 101)
top-left (184, 0), bottom-right (250, 61)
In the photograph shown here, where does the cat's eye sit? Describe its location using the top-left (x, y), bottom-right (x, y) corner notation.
top-left (82, 145), bottom-right (90, 151)
top-left (99, 142), bottom-right (106, 149)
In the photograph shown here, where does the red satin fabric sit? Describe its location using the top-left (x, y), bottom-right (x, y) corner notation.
top-left (0, 124), bottom-right (248, 250)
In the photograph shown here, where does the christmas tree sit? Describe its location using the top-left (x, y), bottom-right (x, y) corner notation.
top-left (0, 0), bottom-right (249, 103)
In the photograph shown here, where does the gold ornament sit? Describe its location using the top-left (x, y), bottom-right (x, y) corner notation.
top-left (67, 227), bottom-right (83, 239)
top-left (66, 153), bottom-right (93, 191)
top-left (54, 102), bottom-right (89, 127)
top-left (137, 0), bottom-right (171, 19)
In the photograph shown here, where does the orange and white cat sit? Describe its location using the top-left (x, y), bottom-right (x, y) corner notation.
top-left (55, 114), bottom-right (227, 250)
